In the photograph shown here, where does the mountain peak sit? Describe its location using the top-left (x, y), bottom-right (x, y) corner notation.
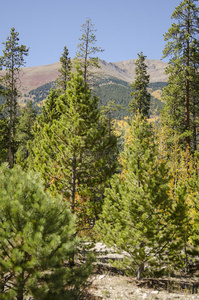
top-left (0, 59), bottom-right (168, 95)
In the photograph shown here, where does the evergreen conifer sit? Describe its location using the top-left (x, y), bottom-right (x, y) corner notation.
top-left (0, 28), bottom-right (29, 168)
top-left (28, 67), bottom-right (118, 234)
top-left (129, 52), bottom-right (151, 118)
top-left (0, 164), bottom-right (93, 299)
top-left (95, 114), bottom-right (174, 279)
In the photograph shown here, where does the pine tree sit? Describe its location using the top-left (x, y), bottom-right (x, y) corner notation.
top-left (95, 114), bottom-right (174, 279)
top-left (0, 164), bottom-right (93, 299)
top-left (162, 0), bottom-right (199, 150)
top-left (0, 28), bottom-right (29, 168)
top-left (129, 52), bottom-right (151, 118)
top-left (189, 40), bottom-right (199, 151)
top-left (155, 123), bottom-right (199, 272)
top-left (76, 18), bottom-right (104, 86)
top-left (161, 60), bottom-right (187, 146)
top-left (56, 46), bottom-right (71, 92)
top-left (28, 67), bottom-right (118, 234)
top-left (0, 90), bottom-right (9, 164)
top-left (191, 167), bottom-right (199, 259)
top-left (15, 101), bottom-right (37, 167)
top-left (38, 88), bottom-right (61, 125)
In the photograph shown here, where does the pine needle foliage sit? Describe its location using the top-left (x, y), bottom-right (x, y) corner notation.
top-left (28, 67), bottom-right (118, 234)
top-left (56, 46), bottom-right (71, 92)
top-left (95, 113), bottom-right (174, 279)
top-left (0, 28), bottom-right (29, 168)
top-left (75, 18), bottom-right (104, 86)
top-left (129, 52), bottom-right (151, 118)
top-left (0, 164), bottom-right (93, 300)
top-left (162, 0), bottom-right (199, 150)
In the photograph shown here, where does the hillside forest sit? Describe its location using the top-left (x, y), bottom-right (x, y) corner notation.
top-left (0, 0), bottom-right (199, 299)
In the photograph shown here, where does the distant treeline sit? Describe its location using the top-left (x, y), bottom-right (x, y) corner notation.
top-left (22, 78), bottom-right (168, 119)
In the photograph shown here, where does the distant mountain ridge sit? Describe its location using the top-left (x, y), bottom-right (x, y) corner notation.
top-left (0, 59), bottom-right (169, 118)
top-left (0, 58), bottom-right (168, 96)
top-left (97, 59), bottom-right (168, 83)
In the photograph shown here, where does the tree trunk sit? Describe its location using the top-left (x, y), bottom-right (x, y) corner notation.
top-left (193, 106), bottom-right (197, 152)
top-left (84, 22), bottom-right (89, 86)
top-left (69, 154), bottom-right (77, 267)
top-left (8, 92), bottom-right (13, 168)
top-left (8, 56), bottom-right (15, 169)
top-left (17, 272), bottom-right (24, 300)
top-left (136, 263), bottom-right (144, 280)
top-left (71, 155), bottom-right (76, 214)
top-left (185, 64), bottom-right (190, 150)
top-left (185, 6), bottom-right (190, 150)
top-left (184, 239), bottom-right (189, 274)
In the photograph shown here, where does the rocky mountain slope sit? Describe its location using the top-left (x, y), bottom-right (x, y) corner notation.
top-left (0, 59), bottom-right (168, 118)
top-left (0, 58), bottom-right (168, 96)
top-left (98, 59), bottom-right (168, 83)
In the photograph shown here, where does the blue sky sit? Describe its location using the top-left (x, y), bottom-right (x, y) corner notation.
top-left (0, 0), bottom-right (187, 67)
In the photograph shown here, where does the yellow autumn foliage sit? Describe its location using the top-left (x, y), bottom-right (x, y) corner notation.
top-left (156, 124), bottom-right (198, 224)
top-left (151, 89), bottom-right (164, 101)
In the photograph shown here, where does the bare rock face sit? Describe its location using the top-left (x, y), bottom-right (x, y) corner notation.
top-left (96, 59), bottom-right (168, 84)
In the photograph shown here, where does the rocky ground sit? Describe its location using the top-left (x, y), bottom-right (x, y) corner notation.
top-left (87, 273), bottom-right (199, 300)
top-left (84, 243), bottom-right (199, 300)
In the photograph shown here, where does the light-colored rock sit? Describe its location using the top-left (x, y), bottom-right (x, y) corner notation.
top-left (151, 290), bottom-right (159, 294)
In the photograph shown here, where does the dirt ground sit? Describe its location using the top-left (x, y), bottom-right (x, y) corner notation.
top-left (87, 273), bottom-right (199, 300)
top-left (84, 243), bottom-right (199, 300)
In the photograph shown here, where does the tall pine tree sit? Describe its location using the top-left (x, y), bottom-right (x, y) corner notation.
top-left (0, 28), bottom-right (29, 168)
top-left (95, 114), bottom-right (174, 279)
top-left (56, 46), bottom-right (71, 92)
top-left (28, 67), bottom-right (118, 234)
top-left (15, 101), bottom-right (37, 167)
top-left (76, 18), bottom-right (104, 86)
top-left (162, 0), bottom-right (199, 150)
top-left (0, 88), bottom-right (9, 164)
top-left (129, 52), bottom-right (151, 118)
